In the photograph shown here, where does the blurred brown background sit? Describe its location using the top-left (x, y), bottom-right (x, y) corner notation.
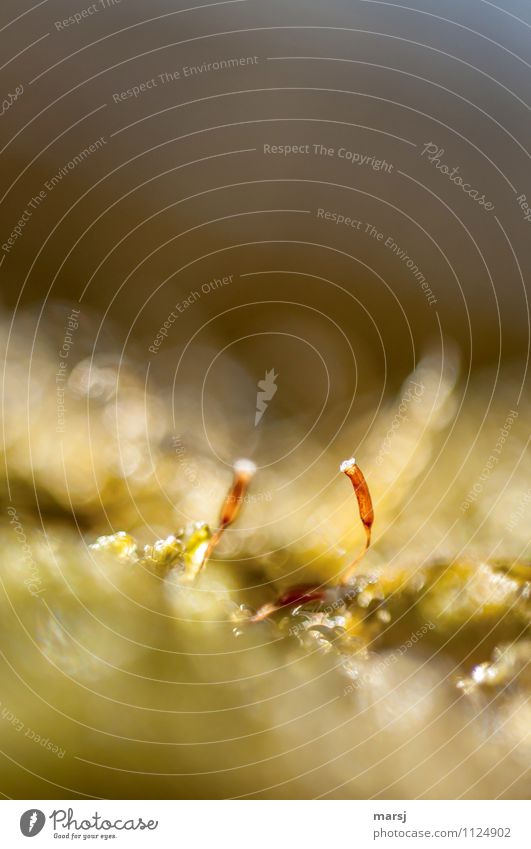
top-left (1, 1), bottom-right (529, 438)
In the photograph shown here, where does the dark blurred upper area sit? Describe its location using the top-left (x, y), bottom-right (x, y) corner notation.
top-left (0, 0), bottom-right (529, 412)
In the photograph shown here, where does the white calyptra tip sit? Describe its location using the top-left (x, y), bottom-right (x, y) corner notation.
top-left (234, 458), bottom-right (257, 477)
top-left (339, 457), bottom-right (356, 473)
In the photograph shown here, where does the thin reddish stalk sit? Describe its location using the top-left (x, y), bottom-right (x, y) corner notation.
top-left (339, 457), bottom-right (374, 584)
top-left (199, 458), bottom-right (256, 572)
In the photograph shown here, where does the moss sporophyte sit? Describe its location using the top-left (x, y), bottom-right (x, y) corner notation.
top-left (90, 456), bottom-right (374, 624)
top-left (88, 457), bottom-right (529, 695)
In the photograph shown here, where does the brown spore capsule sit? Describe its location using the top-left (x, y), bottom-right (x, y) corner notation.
top-left (340, 456), bottom-right (374, 583)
